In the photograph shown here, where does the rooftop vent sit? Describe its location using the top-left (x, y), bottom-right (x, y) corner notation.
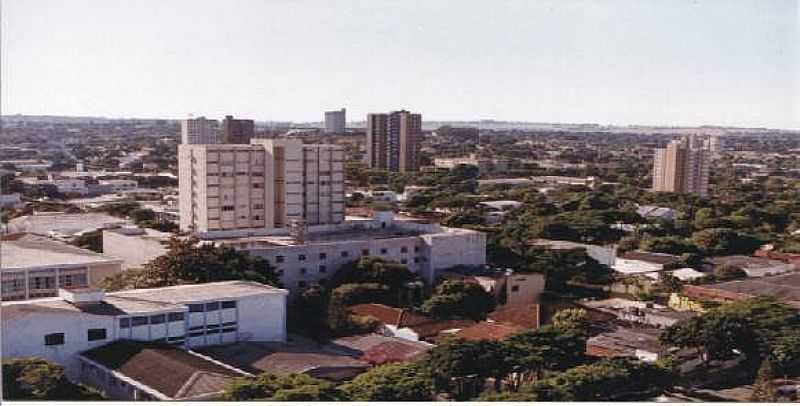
top-left (59, 287), bottom-right (105, 304)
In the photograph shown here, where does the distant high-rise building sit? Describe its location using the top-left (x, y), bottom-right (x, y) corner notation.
top-left (222, 115), bottom-right (255, 144)
top-left (181, 116), bottom-right (219, 145)
top-left (366, 110), bottom-right (421, 173)
top-left (324, 108), bottom-right (346, 134)
top-left (178, 139), bottom-right (344, 234)
top-left (652, 136), bottom-right (710, 196)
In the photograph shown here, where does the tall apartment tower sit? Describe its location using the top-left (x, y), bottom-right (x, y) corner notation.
top-left (181, 116), bottom-right (219, 145)
top-left (324, 108), bottom-right (346, 134)
top-left (179, 140), bottom-right (345, 234)
top-left (222, 115), bottom-right (255, 144)
top-left (366, 110), bottom-right (421, 173)
top-left (652, 136), bottom-right (710, 197)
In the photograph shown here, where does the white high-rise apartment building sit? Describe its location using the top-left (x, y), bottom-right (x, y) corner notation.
top-left (181, 116), bottom-right (220, 145)
top-left (179, 139), bottom-right (344, 234)
top-left (652, 136), bottom-right (710, 197)
top-left (324, 108), bottom-right (346, 134)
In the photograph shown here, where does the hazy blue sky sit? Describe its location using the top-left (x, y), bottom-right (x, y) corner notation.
top-left (2, 0), bottom-right (798, 128)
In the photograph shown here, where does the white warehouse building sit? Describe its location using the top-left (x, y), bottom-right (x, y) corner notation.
top-left (1, 280), bottom-right (288, 380)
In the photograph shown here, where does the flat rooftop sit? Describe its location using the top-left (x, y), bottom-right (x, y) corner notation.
top-left (1, 233), bottom-right (122, 271)
top-left (685, 272), bottom-right (800, 307)
top-left (2, 281), bottom-right (287, 319)
top-left (7, 212), bottom-right (130, 236)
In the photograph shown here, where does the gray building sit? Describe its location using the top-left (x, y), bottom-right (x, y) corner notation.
top-left (324, 108), bottom-right (346, 134)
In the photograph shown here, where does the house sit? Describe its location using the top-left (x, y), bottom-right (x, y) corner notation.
top-left (707, 255), bottom-right (795, 278)
top-left (327, 333), bottom-right (433, 365)
top-left (198, 340), bottom-right (370, 382)
top-left (453, 321), bottom-right (525, 341)
top-left (531, 238), bottom-right (617, 267)
top-left (7, 212), bottom-right (130, 240)
top-left (612, 250), bottom-right (680, 275)
top-left (348, 303), bottom-right (475, 342)
top-left (671, 273), bottom-right (800, 311)
top-left (78, 340), bottom-right (247, 401)
top-left (581, 298), bottom-right (695, 328)
top-left (478, 200), bottom-right (523, 224)
top-left (586, 326), bottom-right (664, 362)
top-left (439, 267), bottom-right (546, 306)
top-left (636, 205), bottom-right (679, 222)
top-left (486, 304), bottom-right (540, 330)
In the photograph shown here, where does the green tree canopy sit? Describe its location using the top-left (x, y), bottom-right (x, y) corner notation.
top-left (341, 362), bottom-right (434, 401)
top-left (223, 373), bottom-right (343, 401)
top-left (421, 280), bottom-right (495, 320)
top-left (3, 358), bottom-right (103, 401)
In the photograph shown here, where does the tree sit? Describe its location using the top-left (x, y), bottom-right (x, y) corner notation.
top-left (100, 237), bottom-right (280, 290)
top-left (750, 359), bottom-right (777, 402)
top-left (341, 362), bottom-right (434, 401)
top-left (426, 339), bottom-right (513, 398)
top-left (639, 236), bottom-right (698, 255)
top-left (327, 283), bottom-right (388, 335)
top-left (290, 284), bottom-right (330, 338)
top-left (223, 373), bottom-right (343, 401)
top-left (713, 264), bottom-right (747, 281)
top-left (128, 208), bottom-right (156, 224)
top-left (70, 229), bottom-right (103, 253)
top-left (504, 324), bottom-right (588, 374)
top-left (329, 257), bottom-right (419, 300)
top-left (2, 358), bottom-right (103, 400)
top-left (530, 358), bottom-right (673, 401)
top-left (421, 280), bottom-right (495, 321)
top-left (441, 209), bottom-right (485, 228)
top-left (551, 308), bottom-right (590, 334)
top-left (690, 228), bottom-right (762, 256)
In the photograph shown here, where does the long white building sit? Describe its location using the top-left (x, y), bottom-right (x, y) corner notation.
top-left (1, 281), bottom-right (288, 380)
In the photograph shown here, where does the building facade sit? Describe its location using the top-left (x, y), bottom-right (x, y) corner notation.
top-left (366, 110), bottom-right (421, 173)
top-left (178, 140), bottom-right (344, 234)
top-left (181, 116), bottom-right (219, 145)
top-left (1, 281), bottom-right (288, 380)
top-left (652, 136), bottom-right (710, 196)
top-left (222, 115), bottom-right (255, 144)
top-left (324, 108), bottom-right (346, 134)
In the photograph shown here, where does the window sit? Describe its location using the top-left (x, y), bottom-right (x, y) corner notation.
top-left (414, 257), bottom-right (420, 263)
top-left (222, 321), bottom-right (237, 327)
top-left (132, 316), bottom-right (148, 326)
top-left (401, 246), bottom-right (408, 253)
top-left (236, 171), bottom-right (247, 176)
top-left (380, 248), bottom-right (388, 254)
top-left (300, 268), bottom-right (307, 274)
top-left (298, 254), bottom-right (306, 261)
top-left (252, 172), bottom-right (263, 177)
top-left (221, 301), bottom-right (237, 309)
top-left (205, 302), bottom-right (220, 311)
top-left (150, 315), bottom-right (166, 325)
top-left (319, 265), bottom-right (327, 273)
top-left (189, 331), bottom-right (205, 337)
top-left (222, 205), bottom-right (235, 211)
top-left (253, 183), bottom-right (263, 189)
top-left (276, 256), bottom-right (285, 263)
top-left (277, 269), bottom-right (284, 276)
top-left (120, 318), bottom-right (131, 328)
top-left (511, 285), bottom-right (520, 292)
top-left (253, 203), bottom-right (264, 210)
top-left (319, 253), bottom-right (327, 260)
top-left (44, 333), bottom-right (65, 346)
top-left (87, 328), bottom-right (107, 341)
top-left (362, 249), bottom-right (370, 256)
top-left (168, 312), bottom-right (185, 322)
top-left (414, 246), bottom-right (420, 253)
top-left (298, 281), bottom-right (308, 288)
top-left (222, 327), bottom-right (236, 333)
top-left (341, 251), bottom-right (349, 258)
top-left (168, 335), bottom-right (185, 342)
top-left (188, 304), bottom-right (204, 313)
top-left (401, 259), bottom-right (408, 264)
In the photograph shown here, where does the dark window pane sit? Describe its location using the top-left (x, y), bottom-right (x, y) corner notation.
top-left (188, 304), bottom-right (204, 312)
top-left (120, 318), bottom-right (131, 328)
top-left (132, 316), bottom-right (148, 326)
top-left (87, 328), bottom-right (107, 341)
top-left (205, 302), bottom-right (220, 311)
top-left (44, 333), bottom-right (65, 346)
top-left (150, 315), bottom-right (165, 324)
top-left (168, 312), bottom-right (185, 322)
top-left (221, 301), bottom-right (236, 309)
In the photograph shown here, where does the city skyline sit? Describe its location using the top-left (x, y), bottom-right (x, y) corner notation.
top-left (2, 0), bottom-right (798, 129)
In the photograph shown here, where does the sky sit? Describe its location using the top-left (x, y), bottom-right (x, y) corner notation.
top-left (2, 0), bottom-right (798, 128)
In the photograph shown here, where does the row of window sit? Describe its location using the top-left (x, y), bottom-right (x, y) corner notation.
top-left (120, 312), bottom-right (185, 328)
top-left (187, 300), bottom-right (237, 313)
top-left (207, 172), bottom-right (264, 177)
top-left (275, 246), bottom-right (420, 264)
top-left (44, 328), bottom-right (106, 346)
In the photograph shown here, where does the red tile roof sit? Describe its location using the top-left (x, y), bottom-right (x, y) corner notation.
top-left (455, 321), bottom-right (525, 341)
top-left (487, 304), bottom-right (540, 330)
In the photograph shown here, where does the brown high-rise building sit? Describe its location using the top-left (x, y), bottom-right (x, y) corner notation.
top-left (652, 136), bottom-right (710, 196)
top-left (222, 115), bottom-right (255, 144)
top-left (366, 110), bottom-right (421, 173)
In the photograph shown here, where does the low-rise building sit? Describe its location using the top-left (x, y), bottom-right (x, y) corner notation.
top-left (671, 272), bottom-right (800, 311)
top-left (581, 298), bottom-right (695, 328)
top-left (7, 212), bottom-right (130, 240)
top-left (636, 205), bottom-right (679, 222)
top-left (612, 250), bottom-right (680, 275)
top-left (531, 238), bottom-right (617, 267)
top-left (586, 326), bottom-right (664, 362)
top-left (102, 227), bottom-right (171, 270)
top-left (99, 179), bottom-right (139, 193)
top-left (707, 255), bottom-right (795, 278)
top-left (1, 233), bottom-right (124, 301)
top-left (78, 340), bottom-right (247, 401)
top-left (348, 303), bottom-right (475, 342)
top-left (1, 281), bottom-right (288, 380)
top-left (530, 175), bottom-right (598, 189)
